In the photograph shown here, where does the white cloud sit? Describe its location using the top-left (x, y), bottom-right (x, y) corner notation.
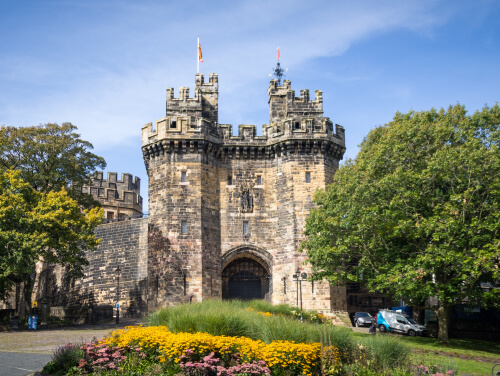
top-left (1, 0), bottom-right (450, 150)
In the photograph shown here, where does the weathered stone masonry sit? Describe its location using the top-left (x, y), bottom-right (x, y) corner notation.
top-left (83, 172), bottom-right (143, 221)
top-left (142, 73), bottom-right (346, 311)
top-left (30, 177), bottom-right (148, 317)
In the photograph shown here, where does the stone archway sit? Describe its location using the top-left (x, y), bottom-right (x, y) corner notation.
top-left (221, 246), bottom-right (272, 301)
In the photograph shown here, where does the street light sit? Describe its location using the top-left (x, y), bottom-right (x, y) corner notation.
top-left (115, 265), bottom-right (121, 324)
top-left (292, 268), bottom-right (307, 323)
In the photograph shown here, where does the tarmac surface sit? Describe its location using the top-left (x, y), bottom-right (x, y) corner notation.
top-left (0, 352), bottom-right (51, 376)
top-left (0, 318), bottom-right (144, 375)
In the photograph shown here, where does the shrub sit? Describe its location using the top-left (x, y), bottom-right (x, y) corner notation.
top-left (319, 324), bottom-right (357, 363)
top-left (413, 362), bottom-right (457, 376)
top-left (42, 342), bottom-right (84, 376)
top-left (361, 335), bottom-right (411, 371)
top-left (179, 350), bottom-right (271, 376)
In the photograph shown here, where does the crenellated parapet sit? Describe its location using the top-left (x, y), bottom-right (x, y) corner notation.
top-left (166, 73), bottom-right (219, 128)
top-left (91, 172), bottom-right (141, 194)
top-left (142, 74), bottom-right (345, 163)
top-left (82, 172), bottom-right (143, 220)
top-left (268, 79), bottom-right (323, 125)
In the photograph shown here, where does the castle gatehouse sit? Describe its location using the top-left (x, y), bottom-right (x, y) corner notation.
top-left (141, 73), bottom-right (345, 310)
top-left (15, 73), bottom-right (395, 321)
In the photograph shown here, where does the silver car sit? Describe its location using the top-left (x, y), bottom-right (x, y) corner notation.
top-left (353, 312), bottom-right (375, 327)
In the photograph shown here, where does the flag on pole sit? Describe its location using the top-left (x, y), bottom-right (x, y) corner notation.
top-left (198, 37), bottom-right (203, 63)
top-left (277, 46), bottom-right (280, 60)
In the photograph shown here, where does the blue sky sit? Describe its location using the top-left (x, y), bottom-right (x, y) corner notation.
top-left (1, 0), bottom-right (499, 210)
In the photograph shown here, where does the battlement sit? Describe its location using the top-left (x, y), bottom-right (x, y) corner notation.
top-left (268, 79), bottom-right (323, 124)
top-left (142, 73), bottom-right (345, 161)
top-left (166, 73), bottom-right (218, 126)
top-left (82, 172), bottom-right (143, 218)
top-left (91, 172), bottom-right (141, 195)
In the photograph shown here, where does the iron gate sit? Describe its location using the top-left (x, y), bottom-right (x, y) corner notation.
top-left (222, 257), bottom-right (269, 300)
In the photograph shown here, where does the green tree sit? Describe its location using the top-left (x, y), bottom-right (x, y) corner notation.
top-left (0, 122), bottom-right (106, 208)
top-left (301, 104), bottom-right (500, 343)
top-left (0, 170), bottom-right (103, 305)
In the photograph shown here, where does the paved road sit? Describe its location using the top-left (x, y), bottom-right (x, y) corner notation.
top-left (0, 318), bottom-right (144, 375)
top-left (0, 352), bottom-right (50, 376)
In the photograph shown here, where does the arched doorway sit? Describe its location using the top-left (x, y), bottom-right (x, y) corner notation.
top-left (222, 257), bottom-right (270, 300)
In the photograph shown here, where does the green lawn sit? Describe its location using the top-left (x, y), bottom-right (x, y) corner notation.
top-left (410, 353), bottom-right (496, 376)
top-left (352, 332), bottom-right (500, 376)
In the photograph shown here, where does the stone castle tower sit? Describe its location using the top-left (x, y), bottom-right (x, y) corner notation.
top-left (82, 172), bottom-right (143, 221)
top-left (142, 73), bottom-right (345, 310)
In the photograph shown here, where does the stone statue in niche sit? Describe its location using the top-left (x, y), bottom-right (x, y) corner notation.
top-left (240, 188), bottom-right (253, 213)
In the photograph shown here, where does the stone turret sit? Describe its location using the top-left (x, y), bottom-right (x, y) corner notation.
top-left (82, 172), bottom-right (143, 221)
top-left (142, 74), bottom-right (345, 162)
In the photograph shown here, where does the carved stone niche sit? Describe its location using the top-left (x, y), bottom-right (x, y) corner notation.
top-left (239, 185), bottom-right (253, 213)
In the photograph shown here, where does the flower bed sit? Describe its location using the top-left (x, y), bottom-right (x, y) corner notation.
top-left (103, 325), bottom-right (324, 376)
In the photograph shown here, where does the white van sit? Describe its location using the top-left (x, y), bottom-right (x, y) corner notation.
top-left (376, 310), bottom-right (427, 336)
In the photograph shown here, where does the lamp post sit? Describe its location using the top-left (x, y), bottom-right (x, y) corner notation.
top-left (293, 268), bottom-right (299, 307)
top-left (115, 265), bottom-right (121, 324)
top-left (292, 268), bottom-right (307, 323)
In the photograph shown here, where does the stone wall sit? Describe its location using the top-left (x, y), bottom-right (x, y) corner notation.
top-left (33, 218), bottom-right (148, 316)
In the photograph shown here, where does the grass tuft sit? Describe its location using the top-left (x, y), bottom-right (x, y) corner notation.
top-left (146, 299), bottom-right (345, 345)
top-left (362, 335), bottom-right (411, 371)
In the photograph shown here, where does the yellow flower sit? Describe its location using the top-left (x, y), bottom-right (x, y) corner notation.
top-left (103, 325), bottom-right (333, 375)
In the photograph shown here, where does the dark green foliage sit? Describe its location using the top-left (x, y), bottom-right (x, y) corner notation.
top-left (42, 342), bottom-right (84, 376)
top-left (301, 104), bottom-right (500, 343)
top-left (0, 122), bottom-right (106, 208)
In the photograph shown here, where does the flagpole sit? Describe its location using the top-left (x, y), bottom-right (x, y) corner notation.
top-left (197, 36), bottom-right (199, 74)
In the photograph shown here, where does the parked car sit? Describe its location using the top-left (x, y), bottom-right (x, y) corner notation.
top-left (353, 312), bottom-right (375, 327)
top-left (376, 310), bottom-right (427, 336)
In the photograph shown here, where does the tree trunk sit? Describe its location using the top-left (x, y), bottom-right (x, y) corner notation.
top-left (436, 305), bottom-right (451, 344)
top-left (412, 299), bottom-right (426, 325)
top-left (19, 276), bottom-right (34, 318)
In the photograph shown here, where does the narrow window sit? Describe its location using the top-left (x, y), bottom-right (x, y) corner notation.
top-left (181, 171), bottom-right (187, 182)
top-left (243, 221), bottom-right (249, 235)
top-left (305, 172), bottom-right (311, 183)
top-left (294, 121), bottom-right (300, 130)
top-left (256, 175), bottom-right (262, 185)
top-left (170, 120), bottom-right (177, 129)
top-left (181, 221), bottom-right (187, 234)
top-left (227, 175), bottom-right (232, 185)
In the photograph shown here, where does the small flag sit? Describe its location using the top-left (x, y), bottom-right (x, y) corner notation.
top-left (277, 46), bottom-right (280, 60)
top-left (198, 38), bottom-right (203, 63)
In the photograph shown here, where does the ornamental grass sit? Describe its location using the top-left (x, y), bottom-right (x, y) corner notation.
top-left (146, 299), bottom-right (354, 355)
